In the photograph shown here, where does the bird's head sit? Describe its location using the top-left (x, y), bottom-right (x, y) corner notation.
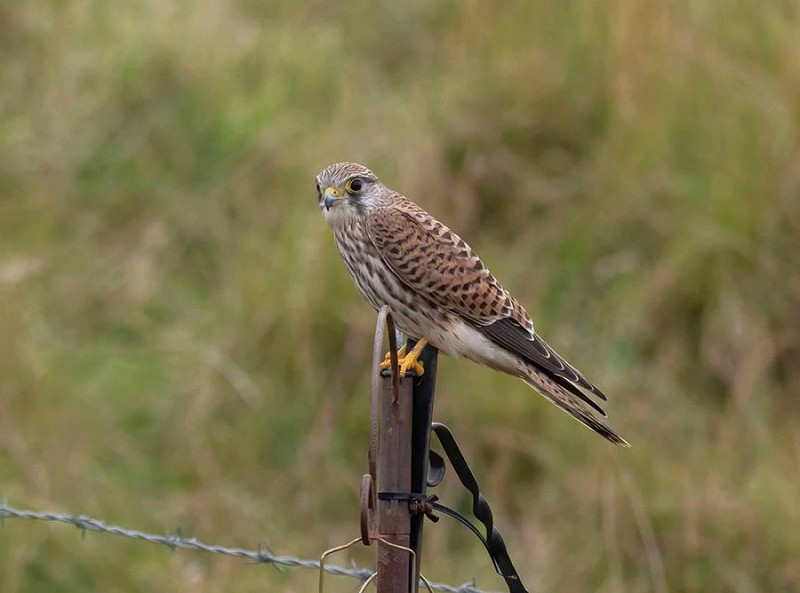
top-left (315, 162), bottom-right (385, 224)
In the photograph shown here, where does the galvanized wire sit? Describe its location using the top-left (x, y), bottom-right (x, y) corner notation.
top-left (0, 501), bottom-right (497, 593)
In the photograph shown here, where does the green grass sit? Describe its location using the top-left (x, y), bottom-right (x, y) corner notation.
top-left (2, 0), bottom-right (800, 591)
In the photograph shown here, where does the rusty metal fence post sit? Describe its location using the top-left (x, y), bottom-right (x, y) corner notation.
top-left (376, 365), bottom-right (414, 592)
top-left (361, 306), bottom-right (438, 593)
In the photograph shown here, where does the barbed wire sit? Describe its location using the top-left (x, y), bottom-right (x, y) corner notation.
top-left (0, 501), bottom-right (498, 593)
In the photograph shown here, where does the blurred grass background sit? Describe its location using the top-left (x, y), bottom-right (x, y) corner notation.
top-left (2, 0), bottom-right (800, 591)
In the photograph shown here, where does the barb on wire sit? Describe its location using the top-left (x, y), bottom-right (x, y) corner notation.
top-left (0, 502), bottom-right (499, 593)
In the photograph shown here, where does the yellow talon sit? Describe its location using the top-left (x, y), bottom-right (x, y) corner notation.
top-left (378, 339), bottom-right (428, 377)
top-left (399, 354), bottom-right (425, 377)
top-left (379, 343), bottom-right (407, 371)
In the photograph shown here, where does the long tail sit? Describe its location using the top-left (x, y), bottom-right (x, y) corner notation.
top-left (521, 365), bottom-right (630, 446)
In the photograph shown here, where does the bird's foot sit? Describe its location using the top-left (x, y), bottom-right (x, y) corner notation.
top-left (398, 347), bottom-right (425, 377)
top-left (379, 343), bottom-right (406, 372)
top-left (378, 339), bottom-right (427, 377)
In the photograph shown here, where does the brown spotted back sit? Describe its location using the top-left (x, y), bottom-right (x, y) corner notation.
top-left (365, 196), bottom-right (534, 332)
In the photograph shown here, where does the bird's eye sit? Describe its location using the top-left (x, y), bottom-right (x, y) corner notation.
top-left (345, 178), bottom-right (363, 194)
top-left (315, 182), bottom-right (321, 195)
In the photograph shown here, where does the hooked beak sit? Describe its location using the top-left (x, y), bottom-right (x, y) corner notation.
top-left (322, 187), bottom-right (341, 211)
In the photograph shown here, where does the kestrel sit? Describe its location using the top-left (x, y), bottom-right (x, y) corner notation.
top-left (316, 162), bottom-right (628, 446)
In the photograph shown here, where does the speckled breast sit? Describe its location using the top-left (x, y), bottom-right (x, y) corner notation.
top-left (333, 221), bottom-right (443, 341)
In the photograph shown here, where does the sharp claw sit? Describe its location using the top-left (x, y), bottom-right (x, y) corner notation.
top-left (398, 359), bottom-right (424, 378)
top-left (398, 362), bottom-right (407, 378)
